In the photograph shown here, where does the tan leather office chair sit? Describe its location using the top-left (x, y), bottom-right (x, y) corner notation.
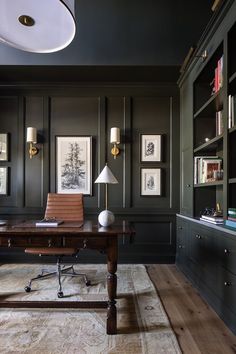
top-left (24, 193), bottom-right (90, 298)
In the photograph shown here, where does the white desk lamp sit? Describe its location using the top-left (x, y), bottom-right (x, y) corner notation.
top-left (95, 164), bottom-right (118, 227)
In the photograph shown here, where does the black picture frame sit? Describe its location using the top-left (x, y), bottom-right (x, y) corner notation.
top-left (56, 136), bottom-right (92, 195)
top-left (140, 134), bottom-right (162, 162)
top-left (140, 167), bottom-right (162, 196)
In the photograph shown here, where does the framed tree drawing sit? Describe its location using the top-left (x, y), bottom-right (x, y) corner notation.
top-left (56, 136), bottom-right (92, 195)
top-left (141, 168), bottom-right (162, 196)
top-left (0, 167), bottom-right (8, 195)
top-left (141, 134), bottom-right (162, 162)
top-left (0, 133), bottom-right (8, 161)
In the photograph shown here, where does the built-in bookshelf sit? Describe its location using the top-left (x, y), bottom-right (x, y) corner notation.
top-left (191, 16), bottom-right (236, 220)
top-left (228, 20), bottom-right (236, 222)
top-left (193, 43), bottom-right (224, 217)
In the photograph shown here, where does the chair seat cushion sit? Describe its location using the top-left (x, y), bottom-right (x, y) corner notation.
top-left (25, 247), bottom-right (78, 256)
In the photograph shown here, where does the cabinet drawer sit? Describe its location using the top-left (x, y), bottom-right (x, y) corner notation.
top-left (216, 235), bottom-right (236, 275)
top-left (0, 236), bottom-right (60, 248)
top-left (63, 237), bottom-right (107, 250)
top-left (216, 267), bottom-right (236, 315)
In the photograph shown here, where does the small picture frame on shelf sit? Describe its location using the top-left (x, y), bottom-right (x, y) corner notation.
top-left (140, 168), bottom-right (162, 196)
top-left (0, 133), bottom-right (8, 161)
top-left (0, 167), bottom-right (8, 195)
top-left (56, 136), bottom-right (92, 195)
top-left (140, 134), bottom-right (162, 162)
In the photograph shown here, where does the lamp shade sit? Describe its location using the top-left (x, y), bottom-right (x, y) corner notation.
top-left (110, 127), bottom-right (120, 144)
top-left (95, 165), bottom-right (118, 184)
top-left (26, 127), bottom-right (37, 143)
top-left (0, 0), bottom-right (76, 53)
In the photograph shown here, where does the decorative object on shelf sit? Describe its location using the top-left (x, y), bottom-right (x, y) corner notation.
top-left (0, 167), bottom-right (8, 195)
top-left (194, 156), bottom-right (222, 184)
top-left (26, 127), bottom-right (38, 159)
top-left (140, 134), bottom-right (162, 162)
top-left (0, 133), bottom-right (8, 161)
top-left (110, 127), bottom-right (120, 159)
top-left (95, 164), bottom-right (118, 227)
top-left (56, 136), bottom-right (92, 195)
top-left (0, 0), bottom-right (76, 53)
top-left (141, 168), bottom-right (162, 196)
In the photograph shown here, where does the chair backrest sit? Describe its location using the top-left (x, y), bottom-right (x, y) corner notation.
top-left (45, 193), bottom-right (84, 221)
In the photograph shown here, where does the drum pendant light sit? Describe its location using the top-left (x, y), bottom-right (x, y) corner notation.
top-left (0, 0), bottom-right (76, 53)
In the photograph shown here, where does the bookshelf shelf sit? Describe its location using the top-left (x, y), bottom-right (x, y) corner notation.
top-left (229, 71), bottom-right (236, 84)
top-left (194, 181), bottom-right (223, 188)
top-left (194, 134), bottom-right (223, 153)
top-left (194, 89), bottom-right (223, 119)
top-left (229, 125), bottom-right (236, 133)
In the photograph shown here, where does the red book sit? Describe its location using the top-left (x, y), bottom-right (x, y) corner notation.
top-left (228, 217), bottom-right (236, 221)
top-left (214, 67), bottom-right (218, 93)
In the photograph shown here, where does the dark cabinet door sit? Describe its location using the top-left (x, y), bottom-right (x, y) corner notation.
top-left (181, 147), bottom-right (193, 216)
top-left (176, 217), bottom-right (188, 268)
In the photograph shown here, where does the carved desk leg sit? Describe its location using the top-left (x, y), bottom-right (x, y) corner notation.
top-left (107, 236), bottom-right (118, 335)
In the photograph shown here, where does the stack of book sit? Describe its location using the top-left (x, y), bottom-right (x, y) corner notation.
top-left (200, 214), bottom-right (224, 225)
top-left (225, 208), bottom-right (236, 228)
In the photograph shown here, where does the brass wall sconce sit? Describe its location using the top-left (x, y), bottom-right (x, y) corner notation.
top-left (26, 127), bottom-right (38, 159)
top-left (110, 127), bottom-right (120, 159)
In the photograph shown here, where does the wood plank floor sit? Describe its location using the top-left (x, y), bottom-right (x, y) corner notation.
top-left (147, 264), bottom-right (236, 354)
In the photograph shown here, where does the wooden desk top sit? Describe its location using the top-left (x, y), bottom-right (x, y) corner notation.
top-left (0, 220), bottom-right (135, 237)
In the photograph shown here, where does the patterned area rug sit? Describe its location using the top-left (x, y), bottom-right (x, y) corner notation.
top-left (0, 264), bottom-right (181, 354)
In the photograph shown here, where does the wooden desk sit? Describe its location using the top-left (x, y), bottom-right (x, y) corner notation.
top-left (0, 220), bottom-right (134, 335)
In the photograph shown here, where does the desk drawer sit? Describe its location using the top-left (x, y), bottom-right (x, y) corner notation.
top-left (0, 236), bottom-right (61, 248)
top-left (63, 237), bottom-right (108, 250)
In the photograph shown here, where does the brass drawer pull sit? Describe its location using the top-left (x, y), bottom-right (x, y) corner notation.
top-left (224, 249), bottom-right (230, 255)
top-left (7, 238), bottom-right (11, 247)
top-left (48, 239), bottom-right (52, 247)
top-left (195, 234), bottom-right (201, 239)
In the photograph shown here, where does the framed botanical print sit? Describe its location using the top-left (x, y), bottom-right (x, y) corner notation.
top-left (0, 134), bottom-right (8, 161)
top-left (56, 136), bottom-right (92, 195)
top-left (140, 134), bottom-right (162, 162)
top-left (140, 168), bottom-right (162, 196)
top-left (0, 167), bottom-right (8, 195)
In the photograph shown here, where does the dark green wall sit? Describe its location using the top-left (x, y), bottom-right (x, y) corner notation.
top-left (0, 82), bottom-right (179, 263)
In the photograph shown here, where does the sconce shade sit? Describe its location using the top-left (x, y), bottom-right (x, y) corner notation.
top-left (27, 127), bottom-right (37, 143)
top-left (110, 127), bottom-right (120, 144)
top-left (0, 0), bottom-right (76, 53)
top-left (95, 165), bottom-right (118, 184)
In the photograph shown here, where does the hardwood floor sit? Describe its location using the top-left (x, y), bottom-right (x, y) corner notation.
top-left (147, 264), bottom-right (236, 354)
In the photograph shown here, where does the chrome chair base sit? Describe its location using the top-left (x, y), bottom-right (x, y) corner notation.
top-left (24, 257), bottom-right (91, 298)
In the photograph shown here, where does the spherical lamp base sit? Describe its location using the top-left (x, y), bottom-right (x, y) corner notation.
top-left (98, 210), bottom-right (115, 227)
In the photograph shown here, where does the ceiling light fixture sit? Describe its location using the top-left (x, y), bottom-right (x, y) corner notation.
top-left (0, 0), bottom-right (76, 53)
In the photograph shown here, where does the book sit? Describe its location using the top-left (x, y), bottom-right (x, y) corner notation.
top-left (200, 217), bottom-right (224, 224)
top-left (225, 219), bottom-right (236, 229)
top-left (201, 215), bottom-right (224, 222)
top-left (35, 219), bottom-right (64, 227)
top-left (228, 217), bottom-right (236, 222)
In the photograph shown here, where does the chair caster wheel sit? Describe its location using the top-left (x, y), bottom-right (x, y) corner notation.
top-left (24, 286), bottom-right (31, 293)
top-left (86, 280), bottom-right (91, 286)
top-left (57, 291), bottom-right (64, 298)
